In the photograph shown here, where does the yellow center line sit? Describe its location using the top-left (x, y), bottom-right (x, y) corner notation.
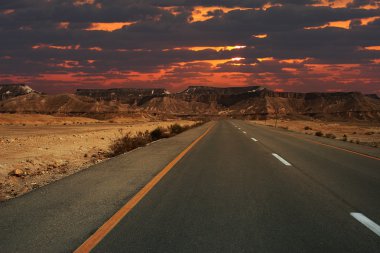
top-left (74, 124), bottom-right (214, 253)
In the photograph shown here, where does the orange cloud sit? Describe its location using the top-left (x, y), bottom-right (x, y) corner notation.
top-left (57, 22), bottom-right (69, 29)
top-left (174, 45), bottom-right (246, 51)
top-left (257, 57), bottom-right (274, 62)
top-left (279, 58), bottom-right (310, 64)
top-left (32, 44), bottom-right (81, 50)
top-left (190, 6), bottom-right (251, 22)
top-left (364, 46), bottom-right (380, 50)
top-left (1, 9), bottom-right (15, 15)
top-left (313, 0), bottom-right (350, 8)
top-left (304, 16), bottom-right (380, 30)
top-left (252, 34), bottom-right (268, 39)
top-left (86, 22), bottom-right (135, 31)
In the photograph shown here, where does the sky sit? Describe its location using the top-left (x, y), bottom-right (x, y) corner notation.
top-left (0, 0), bottom-right (380, 94)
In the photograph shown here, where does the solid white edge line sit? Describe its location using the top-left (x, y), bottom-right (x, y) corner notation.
top-left (351, 212), bottom-right (380, 237)
top-left (272, 153), bottom-right (292, 166)
top-left (251, 137), bottom-right (258, 142)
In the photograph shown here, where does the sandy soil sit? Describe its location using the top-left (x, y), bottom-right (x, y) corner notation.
top-left (250, 119), bottom-right (380, 147)
top-left (0, 114), bottom-right (194, 201)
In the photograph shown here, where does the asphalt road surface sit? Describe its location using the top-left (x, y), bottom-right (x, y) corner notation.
top-left (92, 120), bottom-right (380, 252)
top-left (1, 120), bottom-right (380, 252)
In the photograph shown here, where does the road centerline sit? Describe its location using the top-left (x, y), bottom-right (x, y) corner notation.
top-left (251, 137), bottom-right (258, 142)
top-left (272, 153), bottom-right (292, 166)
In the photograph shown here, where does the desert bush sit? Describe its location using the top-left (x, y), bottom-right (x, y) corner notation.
top-left (150, 127), bottom-right (169, 141)
top-left (169, 123), bottom-right (185, 135)
top-left (108, 131), bottom-right (151, 157)
top-left (315, 131), bottom-right (323, 137)
top-left (342, 134), bottom-right (347, 141)
top-left (365, 131), bottom-right (375, 135)
top-left (108, 120), bottom-right (206, 157)
top-left (304, 126), bottom-right (312, 130)
top-left (325, 133), bottom-right (336, 139)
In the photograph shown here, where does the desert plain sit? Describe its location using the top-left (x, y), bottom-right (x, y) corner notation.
top-left (0, 113), bottom-right (195, 201)
top-left (251, 119), bottom-right (380, 147)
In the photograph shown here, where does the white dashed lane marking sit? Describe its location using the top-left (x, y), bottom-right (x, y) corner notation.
top-left (351, 212), bottom-right (380, 237)
top-left (272, 153), bottom-right (292, 166)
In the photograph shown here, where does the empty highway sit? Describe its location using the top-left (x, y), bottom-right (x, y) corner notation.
top-left (1, 120), bottom-right (379, 252)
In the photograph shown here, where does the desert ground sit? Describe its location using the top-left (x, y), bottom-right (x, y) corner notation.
top-left (250, 119), bottom-right (380, 147)
top-left (0, 113), bottom-right (195, 201)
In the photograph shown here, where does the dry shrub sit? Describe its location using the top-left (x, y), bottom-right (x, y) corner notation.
top-left (108, 120), bottom-right (207, 157)
top-left (108, 131), bottom-right (151, 157)
top-left (325, 133), bottom-right (336, 139)
top-left (304, 126), bottom-right (312, 130)
top-left (168, 123), bottom-right (190, 135)
top-left (315, 131), bottom-right (323, 137)
top-left (150, 127), bottom-right (169, 141)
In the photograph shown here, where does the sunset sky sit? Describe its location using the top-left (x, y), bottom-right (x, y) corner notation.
top-left (1, 0), bottom-right (380, 94)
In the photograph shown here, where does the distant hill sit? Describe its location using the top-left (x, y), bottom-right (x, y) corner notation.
top-left (76, 88), bottom-right (170, 105)
top-left (0, 93), bottom-right (129, 115)
top-left (0, 84), bottom-right (37, 101)
top-left (0, 85), bottom-right (379, 121)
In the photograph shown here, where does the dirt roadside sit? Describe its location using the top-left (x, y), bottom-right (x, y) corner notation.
top-left (0, 114), bottom-right (195, 201)
top-left (250, 119), bottom-right (380, 147)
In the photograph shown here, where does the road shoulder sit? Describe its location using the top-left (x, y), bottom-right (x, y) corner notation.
top-left (0, 122), bottom-right (212, 253)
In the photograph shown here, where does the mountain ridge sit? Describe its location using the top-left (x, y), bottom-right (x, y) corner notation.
top-left (0, 84), bottom-right (379, 121)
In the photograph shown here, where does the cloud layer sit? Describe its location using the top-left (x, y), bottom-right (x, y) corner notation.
top-left (1, 0), bottom-right (379, 93)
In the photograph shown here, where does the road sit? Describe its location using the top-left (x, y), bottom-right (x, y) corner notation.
top-left (91, 120), bottom-right (379, 252)
top-left (1, 120), bottom-right (380, 252)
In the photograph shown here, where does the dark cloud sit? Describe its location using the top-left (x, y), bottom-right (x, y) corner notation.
top-left (0, 0), bottom-right (380, 94)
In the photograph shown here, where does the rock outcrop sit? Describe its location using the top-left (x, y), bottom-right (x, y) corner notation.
top-left (0, 84), bottom-right (37, 101)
